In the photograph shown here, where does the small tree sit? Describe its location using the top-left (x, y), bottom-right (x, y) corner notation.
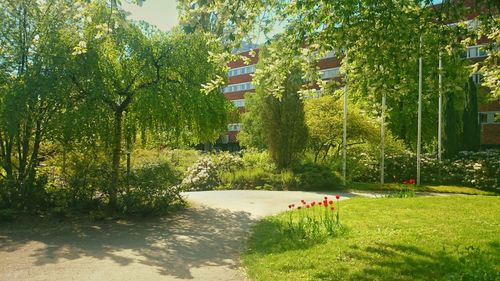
top-left (304, 95), bottom-right (379, 163)
top-left (262, 68), bottom-right (308, 170)
top-left (462, 77), bottom-right (480, 151)
top-left (443, 91), bottom-right (460, 158)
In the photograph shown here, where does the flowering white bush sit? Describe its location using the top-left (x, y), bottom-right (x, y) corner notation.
top-left (180, 152), bottom-right (244, 191)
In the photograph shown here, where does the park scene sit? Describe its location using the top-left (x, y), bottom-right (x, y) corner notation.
top-left (0, 0), bottom-right (499, 280)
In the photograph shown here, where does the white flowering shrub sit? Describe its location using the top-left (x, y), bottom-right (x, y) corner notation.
top-left (180, 152), bottom-right (245, 191)
top-left (180, 157), bottom-right (220, 191)
top-left (349, 149), bottom-right (499, 190)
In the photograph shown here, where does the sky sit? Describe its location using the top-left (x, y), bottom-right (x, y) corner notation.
top-left (121, 0), bottom-right (178, 31)
top-left (121, 0), bottom-right (282, 44)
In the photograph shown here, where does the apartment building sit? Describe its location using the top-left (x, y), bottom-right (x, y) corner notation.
top-left (220, 43), bottom-right (340, 147)
top-left (219, 2), bottom-right (499, 149)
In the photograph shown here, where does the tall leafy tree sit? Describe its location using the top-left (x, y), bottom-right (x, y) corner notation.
top-left (66, 1), bottom-right (230, 209)
top-left (241, 45), bottom-right (308, 170)
top-left (0, 0), bottom-right (77, 206)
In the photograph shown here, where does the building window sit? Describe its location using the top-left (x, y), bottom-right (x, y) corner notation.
top-left (323, 51), bottom-right (336, 59)
top-left (228, 123), bottom-right (242, 132)
top-left (232, 99), bottom-right (245, 108)
top-left (479, 113), bottom-right (488, 123)
top-left (320, 67), bottom-right (340, 80)
top-left (223, 82), bottom-right (255, 93)
top-left (479, 112), bottom-right (500, 124)
top-left (471, 73), bottom-right (483, 85)
top-left (467, 45), bottom-right (488, 59)
top-left (228, 65), bottom-right (256, 77)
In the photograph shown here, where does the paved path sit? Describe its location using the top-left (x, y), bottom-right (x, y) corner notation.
top-left (0, 190), bottom-right (352, 281)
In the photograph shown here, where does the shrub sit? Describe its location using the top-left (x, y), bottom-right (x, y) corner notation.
top-left (123, 162), bottom-right (184, 215)
top-left (241, 148), bottom-right (275, 171)
top-left (180, 157), bottom-right (220, 191)
top-left (219, 167), bottom-right (272, 190)
top-left (0, 208), bottom-right (16, 222)
top-left (292, 162), bottom-right (343, 190)
top-left (349, 148), bottom-right (499, 191)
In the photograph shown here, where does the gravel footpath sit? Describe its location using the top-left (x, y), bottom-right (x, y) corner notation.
top-left (0, 190), bottom-right (352, 281)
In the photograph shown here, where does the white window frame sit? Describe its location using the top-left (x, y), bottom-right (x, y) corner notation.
top-left (227, 123), bottom-right (242, 132)
top-left (467, 45), bottom-right (488, 59)
top-left (320, 67), bottom-right (340, 80)
top-left (471, 72), bottom-right (483, 85)
top-left (232, 99), bottom-right (245, 108)
top-left (479, 111), bottom-right (500, 124)
top-left (223, 82), bottom-right (255, 93)
top-left (228, 65), bottom-right (256, 77)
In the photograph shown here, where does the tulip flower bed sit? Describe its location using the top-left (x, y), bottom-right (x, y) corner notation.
top-left (285, 195), bottom-right (345, 239)
top-left (385, 178), bottom-right (417, 198)
top-left (243, 196), bottom-right (500, 281)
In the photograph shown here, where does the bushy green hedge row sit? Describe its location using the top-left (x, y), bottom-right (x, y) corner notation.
top-left (180, 150), bottom-right (343, 191)
top-left (349, 150), bottom-right (499, 190)
top-left (0, 149), bottom-right (195, 219)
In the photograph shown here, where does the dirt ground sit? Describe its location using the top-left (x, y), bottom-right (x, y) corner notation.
top-left (0, 190), bottom-right (352, 281)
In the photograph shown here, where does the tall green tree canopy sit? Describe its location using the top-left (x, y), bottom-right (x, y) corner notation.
top-left (178, 0), bottom-right (497, 150)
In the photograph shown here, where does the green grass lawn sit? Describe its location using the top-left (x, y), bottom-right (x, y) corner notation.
top-left (346, 182), bottom-right (496, 195)
top-left (243, 196), bottom-right (500, 281)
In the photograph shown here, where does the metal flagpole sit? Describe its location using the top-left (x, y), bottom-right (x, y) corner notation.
top-left (417, 34), bottom-right (423, 185)
top-left (342, 50), bottom-right (348, 185)
top-left (380, 92), bottom-right (386, 186)
top-left (438, 51), bottom-right (442, 163)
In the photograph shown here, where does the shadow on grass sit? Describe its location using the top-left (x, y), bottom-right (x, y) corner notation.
top-left (344, 242), bottom-right (500, 281)
top-left (0, 206), bottom-right (254, 279)
top-left (245, 217), bottom-right (338, 255)
top-left (246, 219), bottom-right (500, 281)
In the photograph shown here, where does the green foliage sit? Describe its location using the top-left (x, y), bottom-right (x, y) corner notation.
top-left (0, 0), bottom-right (230, 213)
top-left (281, 198), bottom-right (345, 240)
top-left (347, 147), bottom-right (500, 190)
top-left (463, 77), bottom-right (480, 152)
top-left (291, 162), bottom-right (343, 191)
top-left (180, 152), bottom-right (244, 191)
top-left (304, 95), bottom-right (379, 162)
top-left (219, 167), bottom-right (272, 190)
top-left (444, 91), bottom-right (461, 158)
top-left (238, 93), bottom-right (267, 149)
top-left (122, 162), bottom-right (184, 216)
top-left (241, 45), bottom-right (308, 170)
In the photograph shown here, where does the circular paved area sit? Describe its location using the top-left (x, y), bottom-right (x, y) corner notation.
top-left (0, 190), bottom-right (353, 281)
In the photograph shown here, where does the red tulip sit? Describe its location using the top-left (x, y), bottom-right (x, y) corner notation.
top-left (318, 202), bottom-right (322, 206)
top-left (298, 206), bottom-right (302, 210)
top-left (288, 205), bottom-right (292, 209)
top-left (336, 195), bottom-right (340, 200)
top-left (331, 206), bottom-right (335, 211)
top-left (403, 181), bottom-right (407, 184)
top-left (306, 205), bottom-right (310, 209)
top-left (311, 201), bottom-right (316, 206)
top-left (329, 200), bottom-right (333, 205)
top-left (409, 178), bottom-right (415, 184)
top-left (324, 196), bottom-right (328, 200)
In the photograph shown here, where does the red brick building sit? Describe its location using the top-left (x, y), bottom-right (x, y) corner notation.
top-left (220, 2), bottom-right (499, 149)
top-left (220, 43), bottom-right (340, 146)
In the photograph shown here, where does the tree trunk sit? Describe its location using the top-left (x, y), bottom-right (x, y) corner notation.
top-left (25, 119), bottom-right (42, 190)
top-left (109, 110), bottom-right (123, 209)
